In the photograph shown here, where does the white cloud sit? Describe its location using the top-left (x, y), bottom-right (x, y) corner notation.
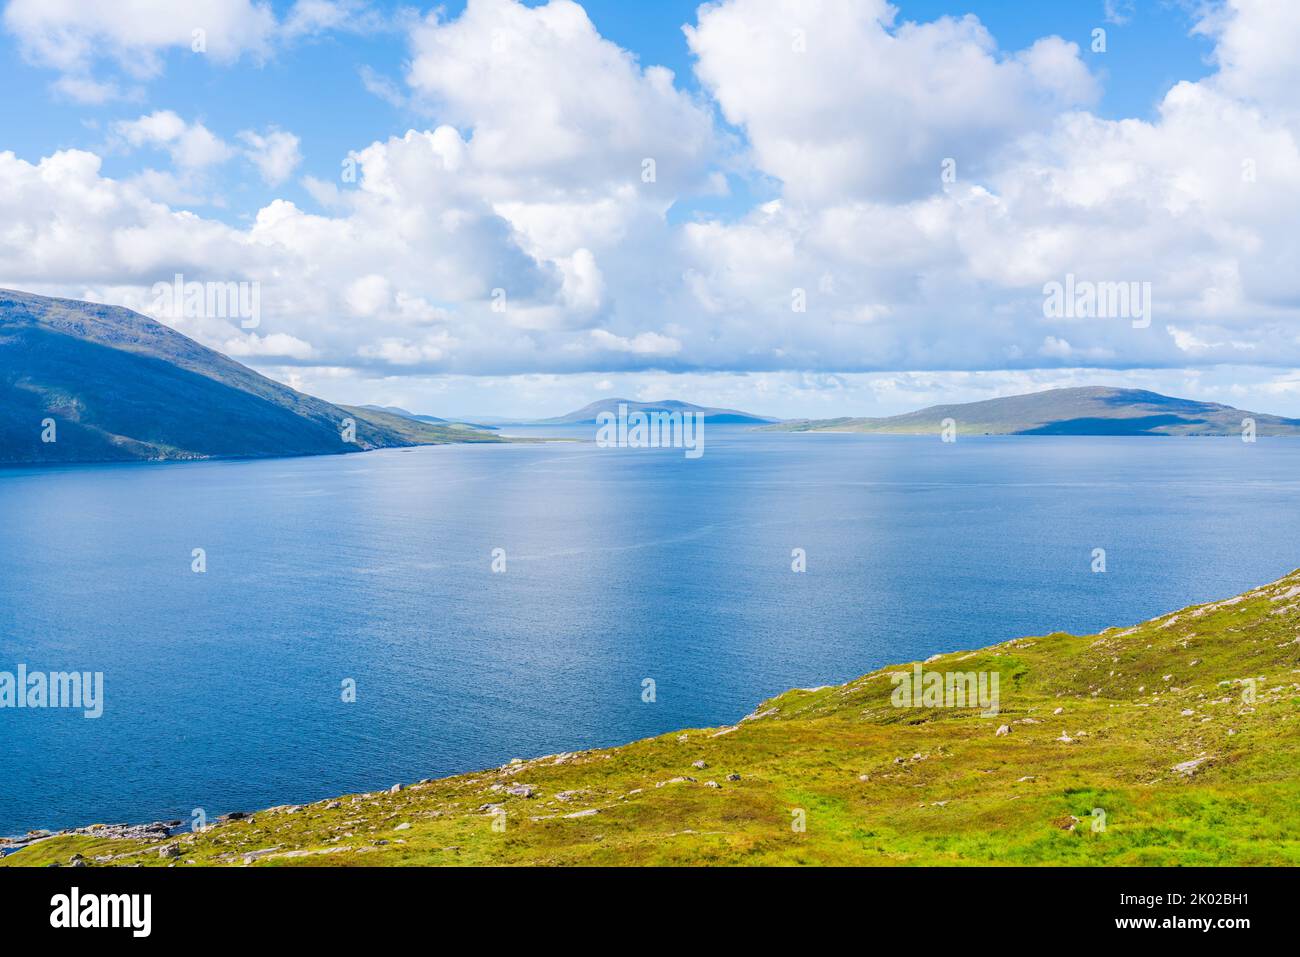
top-left (50, 74), bottom-right (124, 104)
top-left (588, 329), bottom-right (682, 357)
top-left (6, 0), bottom-right (1300, 402)
top-left (685, 0), bottom-right (1098, 202)
top-left (224, 331), bottom-right (315, 360)
top-left (3, 0), bottom-right (275, 82)
top-left (1103, 1), bottom-right (1135, 27)
top-left (238, 128), bottom-right (302, 186)
top-left (282, 0), bottom-right (386, 39)
top-left (1195, 0), bottom-right (1300, 111)
top-left (672, 0), bottom-right (1300, 374)
top-left (359, 65), bottom-right (407, 108)
top-left (407, 0), bottom-right (715, 198)
top-left (114, 111), bottom-right (233, 169)
top-left (2, 0), bottom-right (376, 99)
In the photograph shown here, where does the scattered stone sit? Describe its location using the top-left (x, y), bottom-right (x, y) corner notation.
top-left (394, 823), bottom-right (411, 831)
top-left (505, 784), bottom-right (536, 798)
top-left (995, 725), bottom-right (1011, 736)
top-left (1181, 709), bottom-right (1195, 716)
top-left (158, 844), bottom-right (181, 859)
top-left (727, 773), bottom-right (742, 782)
top-left (1052, 707), bottom-right (1064, 715)
top-left (324, 801), bottom-right (341, 810)
top-left (691, 760), bottom-right (707, 769)
top-left (565, 809), bottom-right (599, 818)
top-left (704, 781), bottom-right (721, 789)
top-left (388, 784), bottom-right (403, 794)
top-left (556, 791), bottom-right (581, 802)
top-left (1172, 757), bottom-right (1209, 776)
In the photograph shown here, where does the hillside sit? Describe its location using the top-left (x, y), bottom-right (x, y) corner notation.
top-left (538, 398), bottom-right (778, 425)
top-left (8, 568), bottom-right (1299, 867)
top-left (362, 405), bottom-right (500, 431)
top-left (0, 289), bottom-right (502, 463)
top-left (768, 387), bottom-right (1300, 436)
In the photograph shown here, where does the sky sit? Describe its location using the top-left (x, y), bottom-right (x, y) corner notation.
top-left (2, 0), bottom-right (1300, 420)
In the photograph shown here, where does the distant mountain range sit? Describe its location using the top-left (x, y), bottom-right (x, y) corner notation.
top-left (0, 289), bottom-right (503, 464)
top-left (360, 405), bottom-right (500, 431)
top-left (361, 405), bottom-right (451, 424)
top-left (537, 398), bottom-right (779, 425)
top-left (766, 387), bottom-right (1300, 437)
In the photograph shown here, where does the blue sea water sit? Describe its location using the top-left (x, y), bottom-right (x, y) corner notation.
top-left (2, 430), bottom-right (1299, 835)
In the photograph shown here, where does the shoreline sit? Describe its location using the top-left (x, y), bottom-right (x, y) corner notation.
top-left (8, 565), bottom-right (1296, 864)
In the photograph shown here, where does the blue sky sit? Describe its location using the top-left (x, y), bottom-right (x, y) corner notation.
top-left (3, 0), bottom-right (1299, 420)
top-left (0, 0), bottom-right (1214, 226)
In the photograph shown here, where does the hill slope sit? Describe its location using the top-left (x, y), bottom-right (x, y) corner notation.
top-left (538, 398), bottom-right (778, 425)
top-left (768, 387), bottom-right (1300, 436)
top-left (9, 568), bottom-right (1299, 866)
top-left (0, 289), bottom-right (502, 463)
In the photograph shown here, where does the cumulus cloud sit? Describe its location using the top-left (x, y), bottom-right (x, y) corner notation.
top-left (238, 128), bottom-right (302, 186)
top-left (4, 0), bottom-right (1300, 405)
top-left (674, 0), bottom-right (1300, 374)
top-left (686, 0), bottom-right (1098, 202)
top-left (1, 0), bottom-right (375, 101)
top-left (114, 111), bottom-right (233, 169)
top-left (407, 0), bottom-right (715, 199)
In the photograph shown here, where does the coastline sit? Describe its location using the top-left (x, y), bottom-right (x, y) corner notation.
top-left (8, 565), bottom-right (1299, 867)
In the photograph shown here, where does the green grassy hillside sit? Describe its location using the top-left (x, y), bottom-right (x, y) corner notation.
top-left (769, 386), bottom-right (1300, 436)
top-left (0, 289), bottom-right (503, 463)
top-left (7, 568), bottom-right (1299, 867)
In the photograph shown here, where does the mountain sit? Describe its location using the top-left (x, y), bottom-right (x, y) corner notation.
top-left (767, 386), bottom-right (1300, 436)
top-left (364, 404), bottom-right (500, 431)
top-left (0, 289), bottom-right (503, 464)
top-left (361, 405), bottom-right (450, 424)
top-left (538, 398), bottom-right (779, 425)
top-left (9, 566), bottom-right (1299, 866)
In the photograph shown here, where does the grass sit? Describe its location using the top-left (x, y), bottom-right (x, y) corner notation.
top-left (7, 569), bottom-right (1300, 867)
